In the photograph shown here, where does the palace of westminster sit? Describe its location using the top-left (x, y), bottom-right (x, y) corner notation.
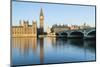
top-left (12, 8), bottom-right (92, 37)
top-left (12, 8), bottom-right (44, 37)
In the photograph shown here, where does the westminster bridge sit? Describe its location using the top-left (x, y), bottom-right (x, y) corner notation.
top-left (53, 28), bottom-right (96, 38)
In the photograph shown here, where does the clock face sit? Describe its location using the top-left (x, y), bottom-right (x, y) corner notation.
top-left (40, 16), bottom-right (43, 19)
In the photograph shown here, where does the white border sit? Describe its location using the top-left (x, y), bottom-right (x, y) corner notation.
top-left (0, 0), bottom-right (100, 67)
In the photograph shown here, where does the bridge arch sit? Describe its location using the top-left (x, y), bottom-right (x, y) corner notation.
top-left (87, 30), bottom-right (96, 37)
top-left (69, 31), bottom-right (84, 38)
top-left (55, 32), bottom-right (68, 37)
top-left (60, 32), bottom-right (68, 37)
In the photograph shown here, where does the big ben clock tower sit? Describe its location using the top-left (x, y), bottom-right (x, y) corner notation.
top-left (40, 8), bottom-right (44, 35)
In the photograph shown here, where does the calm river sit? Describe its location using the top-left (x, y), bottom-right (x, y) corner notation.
top-left (12, 37), bottom-right (96, 66)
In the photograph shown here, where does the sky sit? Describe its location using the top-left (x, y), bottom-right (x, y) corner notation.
top-left (12, 1), bottom-right (96, 31)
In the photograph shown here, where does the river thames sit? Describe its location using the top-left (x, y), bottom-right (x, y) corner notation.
top-left (12, 37), bottom-right (96, 66)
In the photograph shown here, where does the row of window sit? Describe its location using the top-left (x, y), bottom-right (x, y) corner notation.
top-left (12, 29), bottom-right (36, 34)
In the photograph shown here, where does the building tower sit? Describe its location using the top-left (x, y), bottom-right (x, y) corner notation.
top-left (40, 8), bottom-right (44, 35)
top-left (32, 20), bottom-right (37, 36)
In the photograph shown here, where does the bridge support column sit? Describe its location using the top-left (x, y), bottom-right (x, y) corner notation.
top-left (67, 33), bottom-right (70, 38)
top-left (83, 35), bottom-right (87, 39)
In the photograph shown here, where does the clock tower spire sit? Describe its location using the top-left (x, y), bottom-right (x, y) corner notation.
top-left (40, 8), bottom-right (44, 35)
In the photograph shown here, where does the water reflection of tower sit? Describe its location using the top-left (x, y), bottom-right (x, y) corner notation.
top-left (40, 38), bottom-right (44, 64)
top-left (31, 38), bottom-right (37, 53)
top-left (40, 8), bottom-right (44, 35)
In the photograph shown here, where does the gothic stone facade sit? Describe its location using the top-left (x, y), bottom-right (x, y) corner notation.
top-left (12, 21), bottom-right (37, 37)
top-left (12, 8), bottom-right (44, 37)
